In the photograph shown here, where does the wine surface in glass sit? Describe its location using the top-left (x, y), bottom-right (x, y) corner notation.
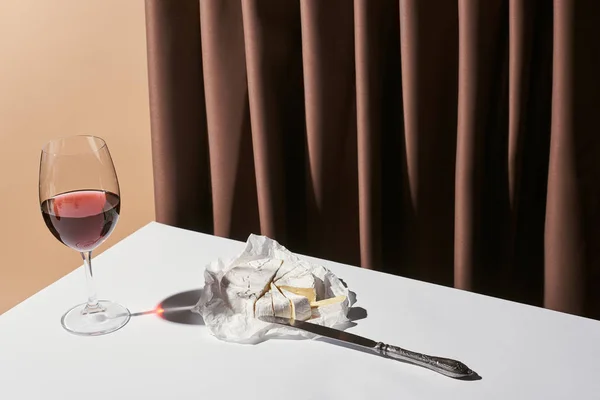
top-left (41, 189), bottom-right (120, 252)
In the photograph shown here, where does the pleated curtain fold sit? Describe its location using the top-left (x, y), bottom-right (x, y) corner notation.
top-left (144, 0), bottom-right (600, 319)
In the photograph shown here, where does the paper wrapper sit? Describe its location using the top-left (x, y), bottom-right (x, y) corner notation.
top-left (192, 234), bottom-right (356, 344)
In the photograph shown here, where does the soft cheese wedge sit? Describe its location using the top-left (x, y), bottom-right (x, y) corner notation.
top-left (280, 288), bottom-right (312, 321)
top-left (274, 262), bottom-right (317, 298)
top-left (254, 291), bottom-right (274, 318)
top-left (221, 258), bottom-right (283, 313)
top-left (310, 295), bottom-right (347, 308)
top-left (222, 258), bottom-right (283, 295)
top-left (276, 285), bottom-right (317, 304)
top-left (272, 260), bottom-right (298, 281)
top-left (270, 283), bottom-right (292, 318)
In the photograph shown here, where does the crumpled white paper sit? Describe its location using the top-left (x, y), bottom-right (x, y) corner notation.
top-left (192, 234), bottom-right (356, 344)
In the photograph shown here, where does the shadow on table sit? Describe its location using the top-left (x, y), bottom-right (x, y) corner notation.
top-left (128, 292), bottom-right (367, 330)
top-left (325, 306), bottom-right (367, 331)
top-left (129, 289), bottom-right (205, 326)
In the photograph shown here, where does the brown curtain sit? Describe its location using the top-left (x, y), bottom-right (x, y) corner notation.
top-left (144, 0), bottom-right (600, 319)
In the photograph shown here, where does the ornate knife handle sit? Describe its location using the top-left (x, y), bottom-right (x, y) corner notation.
top-left (374, 342), bottom-right (476, 379)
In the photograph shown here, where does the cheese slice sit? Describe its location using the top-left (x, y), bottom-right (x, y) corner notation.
top-left (310, 295), bottom-right (346, 308)
top-left (280, 288), bottom-right (312, 321)
top-left (276, 285), bottom-right (317, 304)
top-left (254, 291), bottom-right (274, 318)
top-left (270, 283), bottom-right (292, 318)
top-left (221, 258), bottom-right (283, 314)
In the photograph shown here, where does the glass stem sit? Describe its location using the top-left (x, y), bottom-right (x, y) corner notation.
top-left (81, 251), bottom-right (102, 314)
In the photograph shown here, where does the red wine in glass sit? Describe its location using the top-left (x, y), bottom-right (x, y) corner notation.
top-left (39, 135), bottom-right (130, 336)
top-left (41, 190), bottom-right (120, 252)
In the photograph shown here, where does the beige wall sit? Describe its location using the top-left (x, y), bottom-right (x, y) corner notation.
top-left (0, 1), bottom-right (154, 313)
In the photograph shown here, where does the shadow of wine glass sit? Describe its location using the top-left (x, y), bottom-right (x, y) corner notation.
top-left (156, 289), bottom-right (205, 325)
top-left (124, 291), bottom-right (367, 331)
top-left (123, 289), bottom-right (205, 325)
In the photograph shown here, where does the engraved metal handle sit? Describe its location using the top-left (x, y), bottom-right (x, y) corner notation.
top-left (374, 342), bottom-right (476, 379)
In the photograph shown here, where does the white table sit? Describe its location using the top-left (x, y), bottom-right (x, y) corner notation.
top-left (1, 222), bottom-right (599, 399)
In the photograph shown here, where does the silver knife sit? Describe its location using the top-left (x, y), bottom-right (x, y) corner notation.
top-left (259, 316), bottom-right (477, 379)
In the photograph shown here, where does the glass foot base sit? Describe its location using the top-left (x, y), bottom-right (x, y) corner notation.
top-left (61, 300), bottom-right (130, 336)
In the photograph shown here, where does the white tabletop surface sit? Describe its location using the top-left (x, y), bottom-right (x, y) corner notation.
top-left (1, 222), bottom-right (600, 399)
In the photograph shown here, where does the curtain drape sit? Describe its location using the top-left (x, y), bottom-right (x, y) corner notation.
top-left (144, 0), bottom-right (600, 319)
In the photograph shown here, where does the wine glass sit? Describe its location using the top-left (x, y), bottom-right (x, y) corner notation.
top-left (39, 135), bottom-right (130, 336)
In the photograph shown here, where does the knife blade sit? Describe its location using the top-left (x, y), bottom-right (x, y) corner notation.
top-left (259, 316), bottom-right (478, 380)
